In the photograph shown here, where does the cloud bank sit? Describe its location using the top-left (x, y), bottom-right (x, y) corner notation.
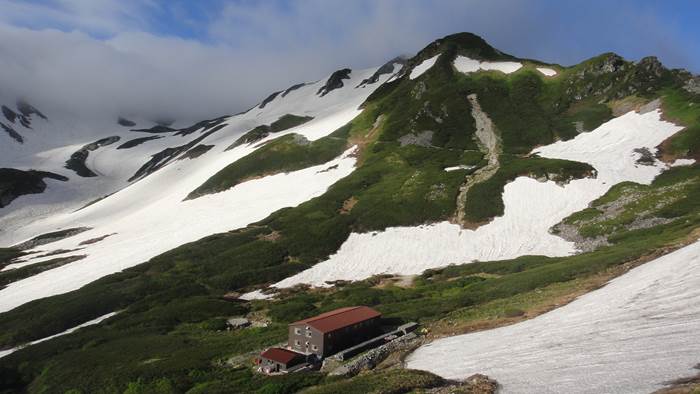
top-left (0, 0), bottom-right (697, 122)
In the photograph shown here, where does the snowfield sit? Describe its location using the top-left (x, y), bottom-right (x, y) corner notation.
top-left (407, 239), bottom-right (700, 394)
top-left (0, 65), bottom-right (394, 312)
top-left (410, 54), bottom-right (440, 79)
top-left (0, 311), bottom-right (118, 359)
top-left (536, 67), bottom-right (558, 76)
top-left (274, 110), bottom-right (683, 288)
top-left (453, 56), bottom-right (522, 74)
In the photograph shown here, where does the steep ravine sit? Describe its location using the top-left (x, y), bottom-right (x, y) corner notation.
top-left (453, 94), bottom-right (502, 227)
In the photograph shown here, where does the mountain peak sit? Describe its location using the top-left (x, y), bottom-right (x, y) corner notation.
top-left (416, 32), bottom-right (511, 62)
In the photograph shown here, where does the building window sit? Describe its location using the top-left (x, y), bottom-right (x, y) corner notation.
top-left (312, 345), bottom-right (318, 351)
top-left (306, 331), bottom-right (312, 338)
top-left (294, 340), bottom-right (300, 347)
top-left (294, 328), bottom-right (301, 335)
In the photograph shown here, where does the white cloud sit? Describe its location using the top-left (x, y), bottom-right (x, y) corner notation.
top-left (0, 0), bottom-right (696, 124)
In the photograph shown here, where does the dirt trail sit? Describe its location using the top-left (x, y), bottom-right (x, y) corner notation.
top-left (453, 94), bottom-right (502, 226)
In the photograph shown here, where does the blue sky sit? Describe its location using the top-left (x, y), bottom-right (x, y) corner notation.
top-left (0, 0), bottom-right (698, 120)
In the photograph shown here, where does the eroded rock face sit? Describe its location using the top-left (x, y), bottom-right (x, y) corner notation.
top-left (684, 75), bottom-right (700, 94)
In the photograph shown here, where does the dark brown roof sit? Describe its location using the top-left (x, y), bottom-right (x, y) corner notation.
top-left (290, 306), bottom-right (381, 333)
top-left (260, 347), bottom-right (301, 364)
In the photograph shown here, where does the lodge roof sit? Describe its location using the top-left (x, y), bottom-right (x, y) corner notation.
top-left (260, 347), bottom-right (301, 364)
top-left (290, 306), bottom-right (381, 333)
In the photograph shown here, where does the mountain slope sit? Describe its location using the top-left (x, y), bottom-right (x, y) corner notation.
top-left (407, 238), bottom-right (700, 393)
top-left (0, 32), bottom-right (699, 394)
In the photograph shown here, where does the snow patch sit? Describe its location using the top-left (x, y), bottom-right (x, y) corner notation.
top-left (410, 54), bottom-right (440, 80)
top-left (274, 110), bottom-right (683, 288)
top-left (453, 56), bottom-right (522, 75)
top-left (536, 67), bottom-right (557, 76)
top-left (671, 158), bottom-right (696, 167)
top-left (444, 165), bottom-right (475, 172)
top-left (0, 311), bottom-right (118, 359)
top-left (407, 239), bottom-right (700, 393)
top-left (239, 289), bottom-right (275, 301)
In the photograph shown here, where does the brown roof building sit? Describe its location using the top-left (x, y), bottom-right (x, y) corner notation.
top-left (259, 347), bottom-right (305, 373)
top-left (288, 306), bottom-right (381, 358)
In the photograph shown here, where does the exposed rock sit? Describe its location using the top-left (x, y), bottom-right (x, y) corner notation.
top-left (281, 83), bottom-right (307, 97)
top-left (634, 147), bottom-right (656, 166)
top-left (426, 183), bottom-right (447, 201)
top-left (291, 134), bottom-right (310, 146)
top-left (16, 100), bottom-right (47, 120)
top-left (226, 317), bottom-right (251, 330)
top-left (0, 122), bottom-right (23, 143)
top-left (173, 116), bottom-right (228, 136)
top-left (117, 117), bottom-right (136, 127)
top-left (317, 68), bottom-right (351, 96)
top-left (639, 98), bottom-right (662, 114)
top-left (178, 144), bottom-right (214, 160)
top-left (227, 114), bottom-right (314, 150)
top-left (65, 136), bottom-right (121, 177)
top-left (357, 57), bottom-right (407, 87)
top-left (79, 233), bottom-right (115, 245)
top-left (117, 135), bottom-right (163, 150)
top-left (399, 130), bottom-right (434, 147)
top-left (453, 94), bottom-right (502, 227)
top-left (463, 374), bottom-right (499, 394)
top-left (129, 127), bottom-right (222, 182)
top-left (2, 105), bottom-right (17, 123)
top-left (258, 90), bottom-right (282, 109)
top-left (552, 222), bottom-right (610, 253)
top-left (684, 75), bottom-right (700, 94)
top-left (0, 168), bottom-right (68, 209)
top-left (131, 125), bottom-right (176, 133)
top-left (12, 227), bottom-right (90, 250)
top-left (411, 81), bottom-right (427, 100)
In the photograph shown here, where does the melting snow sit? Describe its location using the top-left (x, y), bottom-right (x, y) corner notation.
top-left (0, 311), bottom-right (118, 359)
top-left (0, 147), bottom-right (358, 313)
top-left (274, 110), bottom-right (683, 288)
top-left (239, 289), bottom-right (275, 301)
top-left (671, 158), bottom-right (696, 167)
top-left (537, 67), bottom-right (558, 76)
top-left (410, 54), bottom-right (440, 80)
top-left (407, 239), bottom-right (700, 393)
top-left (444, 165), bottom-right (475, 172)
top-left (453, 56), bottom-right (522, 74)
top-left (0, 64), bottom-right (396, 312)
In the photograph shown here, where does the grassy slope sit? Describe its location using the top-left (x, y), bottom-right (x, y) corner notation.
top-left (227, 114), bottom-right (314, 150)
top-left (0, 248), bottom-right (22, 271)
top-left (187, 126), bottom-right (349, 199)
top-left (0, 35), bottom-right (697, 393)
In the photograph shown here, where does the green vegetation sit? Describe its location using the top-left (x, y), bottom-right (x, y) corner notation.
top-left (0, 33), bottom-right (698, 394)
top-left (0, 255), bottom-right (85, 289)
top-left (228, 114), bottom-right (314, 149)
top-left (300, 369), bottom-right (444, 394)
top-left (561, 166), bottom-right (700, 239)
top-left (188, 126), bottom-right (349, 199)
top-left (0, 248), bottom-right (22, 270)
top-left (660, 88), bottom-right (700, 160)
